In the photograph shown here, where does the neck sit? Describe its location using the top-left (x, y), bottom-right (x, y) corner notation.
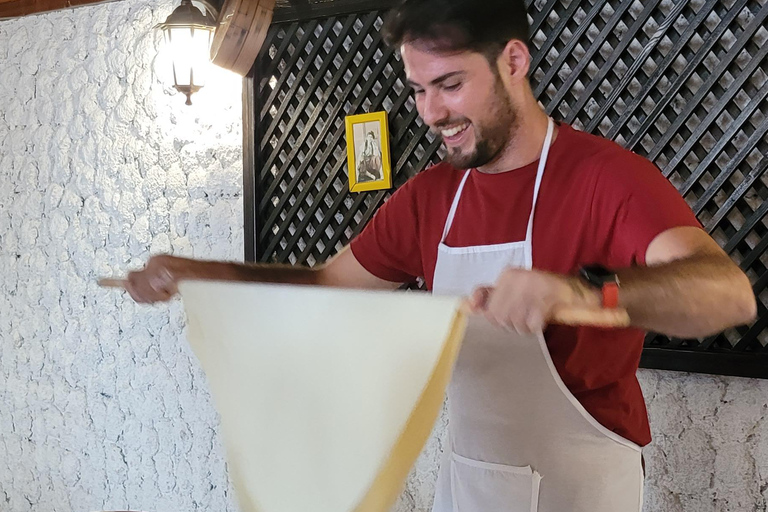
top-left (476, 101), bottom-right (555, 175)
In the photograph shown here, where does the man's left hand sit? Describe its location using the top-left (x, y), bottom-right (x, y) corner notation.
top-left (468, 267), bottom-right (600, 334)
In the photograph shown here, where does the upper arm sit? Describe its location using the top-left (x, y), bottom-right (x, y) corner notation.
top-left (645, 226), bottom-right (730, 266)
top-left (317, 246), bottom-right (403, 290)
top-left (343, 175), bottom-right (425, 284)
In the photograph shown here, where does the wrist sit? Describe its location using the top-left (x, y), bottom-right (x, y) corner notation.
top-left (156, 255), bottom-right (197, 281)
top-left (568, 276), bottom-right (602, 308)
top-left (578, 264), bottom-right (621, 309)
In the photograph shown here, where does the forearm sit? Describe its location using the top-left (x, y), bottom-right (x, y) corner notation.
top-left (125, 248), bottom-right (396, 303)
top-left (151, 246), bottom-right (396, 291)
top-left (616, 253), bottom-right (756, 338)
top-left (168, 257), bottom-right (323, 286)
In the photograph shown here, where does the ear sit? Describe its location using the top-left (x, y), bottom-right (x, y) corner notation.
top-left (498, 39), bottom-right (530, 83)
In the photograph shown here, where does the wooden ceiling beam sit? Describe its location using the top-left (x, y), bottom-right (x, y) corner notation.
top-left (0, 0), bottom-right (117, 20)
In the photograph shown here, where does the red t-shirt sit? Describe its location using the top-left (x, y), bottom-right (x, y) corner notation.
top-left (350, 123), bottom-right (701, 446)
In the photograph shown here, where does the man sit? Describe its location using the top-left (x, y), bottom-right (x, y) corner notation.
top-left (126, 0), bottom-right (756, 510)
top-left (358, 130), bottom-right (383, 182)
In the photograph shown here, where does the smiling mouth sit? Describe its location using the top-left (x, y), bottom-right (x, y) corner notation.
top-left (441, 122), bottom-right (469, 137)
top-left (438, 122), bottom-right (471, 145)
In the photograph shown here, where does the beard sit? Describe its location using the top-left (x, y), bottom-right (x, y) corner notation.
top-left (442, 79), bottom-right (518, 170)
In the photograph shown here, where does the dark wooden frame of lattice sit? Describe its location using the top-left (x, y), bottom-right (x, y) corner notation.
top-left (242, 0), bottom-right (768, 378)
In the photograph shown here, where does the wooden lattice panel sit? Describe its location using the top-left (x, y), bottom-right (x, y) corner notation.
top-left (246, 0), bottom-right (768, 376)
top-left (251, 12), bottom-right (443, 267)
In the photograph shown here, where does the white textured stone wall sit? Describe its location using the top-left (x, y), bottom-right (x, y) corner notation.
top-left (641, 370), bottom-right (768, 512)
top-left (0, 0), bottom-right (243, 510)
top-left (1, 2), bottom-right (767, 512)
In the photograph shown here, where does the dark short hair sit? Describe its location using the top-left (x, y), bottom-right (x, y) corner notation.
top-left (382, 0), bottom-right (530, 61)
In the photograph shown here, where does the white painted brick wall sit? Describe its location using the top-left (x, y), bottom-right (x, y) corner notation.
top-left (0, 1), bottom-right (766, 511)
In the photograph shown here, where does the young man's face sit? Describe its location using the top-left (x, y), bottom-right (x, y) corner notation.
top-left (401, 42), bottom-right (517, 170)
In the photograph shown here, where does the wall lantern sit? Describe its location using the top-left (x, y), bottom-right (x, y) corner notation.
top-left (156, 0), bottom-right (217, 105)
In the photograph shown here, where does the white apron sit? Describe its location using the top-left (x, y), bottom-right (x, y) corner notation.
top-left (431, 118), bottom-right (644, 512)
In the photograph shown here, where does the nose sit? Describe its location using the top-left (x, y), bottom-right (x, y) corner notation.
top-left (418, 90), bottom-right (450, 128)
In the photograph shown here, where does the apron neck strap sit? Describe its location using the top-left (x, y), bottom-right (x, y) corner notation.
top-left (439, 117), bottom-right (555, 246)
top-left (441, 169), bottom-right (472, 242)
top-left (525, 117), bottom-right (555, 245)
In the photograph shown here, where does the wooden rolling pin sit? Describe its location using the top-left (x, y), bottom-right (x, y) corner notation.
top-left (98, 278), bottom-right (630, 328)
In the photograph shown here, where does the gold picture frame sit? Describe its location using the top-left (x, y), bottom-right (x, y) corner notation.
top-left (345, 111), bottom-right (393, 192)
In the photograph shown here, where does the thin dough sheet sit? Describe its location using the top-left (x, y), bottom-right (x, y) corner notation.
top-left (179, 281), bottom-right (466, 512)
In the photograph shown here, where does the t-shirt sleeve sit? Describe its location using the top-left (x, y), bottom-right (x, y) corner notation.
top-left (349, 178), bottom-right (424, 283)
top-left (590, 149), bottom-right (702, 267)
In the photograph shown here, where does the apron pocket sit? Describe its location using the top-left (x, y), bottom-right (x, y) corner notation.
top-left (450, 452), bottom-right (541, 512)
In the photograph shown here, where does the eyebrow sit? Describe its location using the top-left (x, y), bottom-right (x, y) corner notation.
top-left (407, 71), bottom-right (466, 89)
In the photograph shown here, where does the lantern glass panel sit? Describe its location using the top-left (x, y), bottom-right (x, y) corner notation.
top-left (166, 26), bottom-right (212, 88)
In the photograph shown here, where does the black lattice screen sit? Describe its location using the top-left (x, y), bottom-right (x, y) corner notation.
top-left (243, 0), bottom-right (768, 378)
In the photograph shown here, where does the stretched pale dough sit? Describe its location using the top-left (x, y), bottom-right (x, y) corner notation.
top-left (179, 281), bottom-right (466, 512)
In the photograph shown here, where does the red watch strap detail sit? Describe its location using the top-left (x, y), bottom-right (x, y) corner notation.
top-left (602, 282), bottom-right (619, 309)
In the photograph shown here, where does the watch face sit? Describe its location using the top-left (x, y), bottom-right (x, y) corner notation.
top-left (580, 265), bottom-right (616, 286)
top-left (583, 265), bottom-right (613, 279)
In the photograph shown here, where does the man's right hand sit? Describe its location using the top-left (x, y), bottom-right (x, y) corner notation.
top-left (126, 255), bottom-right (191, 304)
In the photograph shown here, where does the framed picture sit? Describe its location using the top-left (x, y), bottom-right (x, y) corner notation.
top-left (345, 111), bottom-right (392, 192)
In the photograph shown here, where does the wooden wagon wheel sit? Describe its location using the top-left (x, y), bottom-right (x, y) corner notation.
top-left (210, 0), bottom-right (276, 76)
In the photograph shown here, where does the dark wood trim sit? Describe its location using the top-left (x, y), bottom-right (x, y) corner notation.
top-left (0, 0), bottom-right (117, 19)
top-left (640, 348), bottom-right (768, 380)
top-left (272, 0), bottom-right (397, 23)
top-left (242, 68), bottom-right (258, 263)
top-left (1, 0), bottom-right (226, 21)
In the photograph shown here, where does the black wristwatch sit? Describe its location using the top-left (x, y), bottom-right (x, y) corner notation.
top-left (579, 265), bottom-right (620, 308)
